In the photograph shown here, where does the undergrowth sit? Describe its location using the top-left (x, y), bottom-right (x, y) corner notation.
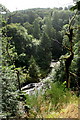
top-left (24, 82), bottom-right (78, 118)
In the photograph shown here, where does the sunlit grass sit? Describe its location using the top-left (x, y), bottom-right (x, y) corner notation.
top-left (24, 82), bottom-right (79, 118)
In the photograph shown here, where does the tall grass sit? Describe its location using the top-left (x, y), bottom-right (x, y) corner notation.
top-left (24, 82), bottom-right (77, 118)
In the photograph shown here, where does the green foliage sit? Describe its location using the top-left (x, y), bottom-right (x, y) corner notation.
top-left (2, 23), bottom-right (29, 54)
top-left (33, 18), bottom-right (41, 39)
top-left (42, 17), bottom-right (56, 39)
top-left (44, 82), bottom-right (71, 109)
top-left (2, 65), bottom-right (18, 116)
top-left (2, 23), bottom-right (40, 68)
top-left (28, 56), bottom-right (41, 83)
top-left (24, 82), bottom-right (74, 118)
top-left (54, 58), bottom-right (66, 83)
top-left (37, 32), bottom-right (52, 70)
top-left (70, 1), bottom-right (80, 11)
top-left (2, 7), bottom-right (72, 63)
top-left (0, 4), bottom-right (9, 13)
top-left (23, 22), bottom-right (33, 35)
top-left (1, 4), bottom-right (80, 117)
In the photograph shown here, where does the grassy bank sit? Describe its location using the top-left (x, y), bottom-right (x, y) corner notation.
top-left (23, 82), bottom-right (79, 118)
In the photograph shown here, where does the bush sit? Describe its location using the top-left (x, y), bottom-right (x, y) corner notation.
top-left (2, 65), bottom-right (18, 116)
top-left (28, 56), bottom-right (41, 83)
top-left (54, 58), bottom-right (66, 83)
top-left (43, 82), bottom-right (72, 110)
top-left (24, 82), bottom-right (73, 117)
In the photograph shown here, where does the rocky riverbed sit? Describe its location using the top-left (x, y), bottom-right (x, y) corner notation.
top-left (21, 61), bottom-right (60, 95)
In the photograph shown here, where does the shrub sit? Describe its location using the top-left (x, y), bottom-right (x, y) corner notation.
top-left (28, 56), bottom-right (41, 83)
top-left (24, 81), bottom-right (73, 117)
top-left (2, 65), bottom-right (18, 116)
top-left (43, 82), bottom-right (72, 110)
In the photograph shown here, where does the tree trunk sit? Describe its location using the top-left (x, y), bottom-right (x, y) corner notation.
top-left (16, 70), bottom-right (21, 91)
top-left (65, 53), bottom-right (74, 88)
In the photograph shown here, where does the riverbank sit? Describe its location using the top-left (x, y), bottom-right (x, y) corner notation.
top-left (20, 82), bottom-right (79, 118)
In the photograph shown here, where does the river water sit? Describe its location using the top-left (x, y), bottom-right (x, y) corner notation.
top-left (21, 61), bottom-right (60, 95)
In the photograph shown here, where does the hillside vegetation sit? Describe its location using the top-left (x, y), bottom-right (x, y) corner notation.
top-left (0, 2), bottom-right (80, 118)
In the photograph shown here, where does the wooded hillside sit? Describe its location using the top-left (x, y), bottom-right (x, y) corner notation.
top-left (0, 2), bottom-right (80, 118)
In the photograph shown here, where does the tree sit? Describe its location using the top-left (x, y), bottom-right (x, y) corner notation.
top-left (0, 4), bottom-right (9, 13)
top-left (28, 56), bottom-right (41, 83)
top-left (33, 18), bottom-right (41, 39)
top-left (2, 23), bottom-right (34, 68)
top-left (23, 22), bottom-right (33, 35)
top-left (63, 1), bottom-right (80, 88)
top-left (1, 35), bottom-right (18, 116)
top-left (75, 15), bottom-right (80, 91)
top-left (2, 65), bottom-right (18, 116)
top-left (42, 17), bottom-right (63, 59)
top-left (42, 17), bottom-right (56, 39)
top-left (37, 32), bottom-right (52, 70)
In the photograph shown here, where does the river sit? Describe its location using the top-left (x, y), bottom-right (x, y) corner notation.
top-left (21, 60), bottom-right (60, 95)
